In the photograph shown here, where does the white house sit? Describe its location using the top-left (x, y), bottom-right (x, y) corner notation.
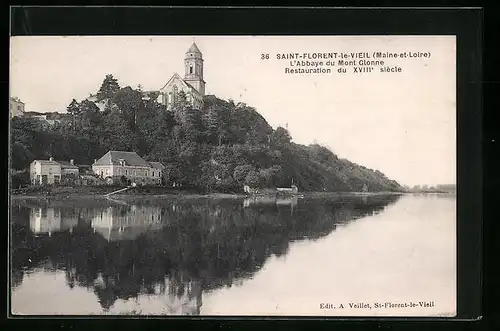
top-left (29, 157), bottom-right (81, 185)
top-left (30, 158), bottom-right (62, 185)
top-left (92, 150), bottom-right (164, 185)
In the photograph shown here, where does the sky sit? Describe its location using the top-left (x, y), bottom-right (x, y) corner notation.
top-left (10, 36), bottom-right (456, 187)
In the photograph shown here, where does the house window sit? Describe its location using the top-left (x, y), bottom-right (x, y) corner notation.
top-left (125, 170), bottom-right (128, 175)
top-left (152, 171), bottom-right (155, 177)
top-left (145, 171), bottom-right (148, 177)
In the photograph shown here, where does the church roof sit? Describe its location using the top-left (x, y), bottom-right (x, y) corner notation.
top-left (186, 42), bottom-right (202, 54)
top-left (159, 73), bottom-right (202, 97)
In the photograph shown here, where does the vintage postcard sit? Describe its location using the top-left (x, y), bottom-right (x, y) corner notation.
top-left (9, 35), bottom-right (456, 317)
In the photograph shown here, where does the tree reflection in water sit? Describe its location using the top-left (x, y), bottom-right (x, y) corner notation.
top-left (10, 194), bottom-right (401, 314)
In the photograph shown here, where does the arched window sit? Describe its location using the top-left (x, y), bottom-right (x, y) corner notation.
top-left (190, 64), bottom-right (193, 74)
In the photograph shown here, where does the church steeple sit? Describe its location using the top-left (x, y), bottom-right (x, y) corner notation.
top-left (184, 42), bottom-right (205, 96)
top-left (186, 42), bottom-right (202, 55)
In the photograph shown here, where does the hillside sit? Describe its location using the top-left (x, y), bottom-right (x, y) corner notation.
top-left (10, 75), bottom-right (403, 193)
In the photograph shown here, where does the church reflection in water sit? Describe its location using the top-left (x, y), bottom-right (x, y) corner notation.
top-left (11, 194), bottom-right (401, 315)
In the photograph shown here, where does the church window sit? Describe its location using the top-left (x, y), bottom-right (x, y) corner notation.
top-left (190, 64), bottom-right (193, 74)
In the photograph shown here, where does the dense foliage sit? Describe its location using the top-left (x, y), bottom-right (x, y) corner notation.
top-left (10, 75), bottom-right (402, 192)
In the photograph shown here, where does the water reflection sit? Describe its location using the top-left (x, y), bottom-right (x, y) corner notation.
top-left (11, 194), bottom-right (401, 315)
top-left (91, 205), bottom-right (162, 242)
top-left (29, 207), bottom-right (79, 235)
top-left (243, 196), bottom-right (299, 208)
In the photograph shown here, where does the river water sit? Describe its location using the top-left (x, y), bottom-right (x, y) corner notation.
top-left (10, 193), bottom-right (456, 316)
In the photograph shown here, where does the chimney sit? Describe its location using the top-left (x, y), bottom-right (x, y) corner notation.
top-left (49, 157), bottom-right (53, 161)
top-left (70, 159), bottom-right (74, 165)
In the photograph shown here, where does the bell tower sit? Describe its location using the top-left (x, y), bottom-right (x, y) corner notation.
top-left (184, 42), bottom-right (205, 96)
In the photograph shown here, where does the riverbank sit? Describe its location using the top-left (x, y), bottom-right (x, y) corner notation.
top-left (10, 185), bottom-right (409, 201)
top-left (10, 186), bottom-right (245, 201)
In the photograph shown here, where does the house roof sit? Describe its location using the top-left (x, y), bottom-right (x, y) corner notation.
top-left (57, 161), bottom-right (78, 169)
top-left (186, 42), bottom-right (202, 54)
top-left (34, 160), bottom-right (61, 166)
top-left (93, 151), bottom-right (151, 167)
top-left (149, 162), bottom-right (165, 170)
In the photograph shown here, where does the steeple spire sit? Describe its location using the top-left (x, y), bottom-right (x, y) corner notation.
top-left (186, 42), bottom-right (202, 55)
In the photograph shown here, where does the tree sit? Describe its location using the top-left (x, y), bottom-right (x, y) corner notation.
top-left (113, 87), bottom-right (143, 131)
top-left (66, 99), bottom-right (81, 116)
top-left (182, 109), bottom-right (202, 143)
top-left (271, 126), bottom-right (292, 149)
top-left (259, 166), bottom-right (282, 188)
top-left (100, 110), bottom-right (135, 152)
top-left (97, 74), bottom-right (121, 113)
top-left (244, 170), bottom-right (261, 188)
top-left (173, 91), bottom-right (189, 113)
top-left (79, 100), bottom-right (101, 131)
top-left (201, 108), bottom-right (219, 144)
top-left (233, 164), bottom-right (255, 185)
top-left (11, 142), bottom-right (33, 170)
top-left (96, 74), bottom-right (120, 102)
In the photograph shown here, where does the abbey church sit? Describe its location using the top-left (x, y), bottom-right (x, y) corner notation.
top-left (154, 42), bottom-right (206, 110)
top-left (87, 43), bottom-right (206, 112)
